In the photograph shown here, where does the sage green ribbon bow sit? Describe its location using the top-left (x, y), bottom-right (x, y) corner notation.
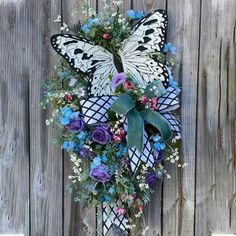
top-left (110, 93), bottom-right (173, 152)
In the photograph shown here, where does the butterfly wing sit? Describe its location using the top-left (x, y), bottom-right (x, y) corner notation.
top-left (121, 9), bottom-right (168, 55)
top-left (51, 34), bottom-right (117, 95)
top-left (120, 9), bottom-right (169, 87)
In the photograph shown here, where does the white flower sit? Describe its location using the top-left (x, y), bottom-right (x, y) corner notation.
top-left (139, 183), bottom-right (145, 189)
top-left (166, 174), bottom-right (171, 179)
top-left (60, 22), bottom-right (69, 31)
top-left (77, 88), bottom-right (85, 98)
top-left (69, 78), bottom-right (77, 87)
top-left (113, 0), bottom-right (123, 6)
top-left (88, 8), bottom-right (96, 17)
top-left (54, 15), bottom-right (61, 23)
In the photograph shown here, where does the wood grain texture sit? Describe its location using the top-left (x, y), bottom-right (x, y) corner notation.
top-left (163, 0), bottom-right (201, 235)
top-left (28, 0), bottom-right (63, 235)
top-left (195, 0), bottom-right (236, 235)
top-left (0, 1), bottom-right (29, 234)
top-left (1, 0), bottom-right (236, 235)
top-left (133, 0), bottom-right (166, 12)
top-left (62, 0), bottom-right (97, 235)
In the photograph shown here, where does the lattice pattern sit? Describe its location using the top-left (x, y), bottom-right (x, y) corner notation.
top-left (162, 113), bottom-right (181, 137)
top-left (128, 131), bottom-right (155, 172)
top-left (80, 96), bottom-right (117, 125)
top-left (123, 121), bottom-right (155, 172)
top-left (157, 85), bottom-right (180, 113)
top-left (102, 204), bottom-right (128, 236)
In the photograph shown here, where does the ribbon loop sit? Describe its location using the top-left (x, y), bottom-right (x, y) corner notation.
top-left (140, 110), bottom-right (173, 140)
top-left (126, 108), bottom-right (144, 152)
top-left (111, 92), bottom-right (173, 152)
top-left (110, 93), bottom-right (135, 115)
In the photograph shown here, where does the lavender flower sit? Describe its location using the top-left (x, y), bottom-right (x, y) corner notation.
top-left (92, 124), bottom-right (111, 145)
top-left (154, 150), bottom-right (164, 164)
top-left (66, 118), bottom-right (84, 132)
top-left (111, 73), bottom-right (126, 92)
top-left (146, 172), bottom-right (157, 187)
top-left (90, 164), bottom-right (111, 183)
top-left (80, 147), bottom-right (93, 160)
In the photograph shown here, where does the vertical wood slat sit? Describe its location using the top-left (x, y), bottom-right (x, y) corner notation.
top-left (133, 0), bottom-right (166, 12)
top-left (162, 0), bottom-right (201, 235)
top-left (196, 0), bottom-right (236, 235)
top-left (28, 0), bottom-right (63, 235)
top-left (0, 1), bottom-right (29, 234)
top-left (62, 0), bottom-right (97, 235)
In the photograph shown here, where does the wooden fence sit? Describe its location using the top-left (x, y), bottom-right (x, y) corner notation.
top-left (0, 0), bottom-right (236, 235)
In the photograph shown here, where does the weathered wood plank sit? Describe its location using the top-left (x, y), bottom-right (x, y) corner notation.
top-left (162, 0), bottom-right (201, 235)
top-left (0, 1), bottom-right (30, 234)
top-left (133, 0), bottom-right (166, 12)
top-left (29, 0), bottom-right (63, 235)
top-left (62, 0), bottom-right (97, 235)
top-left (196, 0), bottom-right (236, 235)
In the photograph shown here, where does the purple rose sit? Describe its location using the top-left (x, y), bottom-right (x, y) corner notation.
top-left (146, 172), bottom-right (157, 187)
top-left (154, 151), bottom-right (164, 164)
top-left (92, 124), bottom-right (111, 145)
top-left (66, 118), bottom-right (84, 131)
top-left (80, 147), bottom-right (93, 160)
top-left (90, 164), bottom-right (111, 183)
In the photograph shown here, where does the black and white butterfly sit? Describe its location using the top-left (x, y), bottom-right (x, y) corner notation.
top-left (51, 9), bottom-right (169, 96)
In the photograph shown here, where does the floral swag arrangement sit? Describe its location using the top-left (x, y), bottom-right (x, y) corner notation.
top-left (43, 1), bottom-right (182, 235)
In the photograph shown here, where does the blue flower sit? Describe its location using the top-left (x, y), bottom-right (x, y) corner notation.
top-left (163, 43), bottom-right (177, 54)
top-left (101, 154), bottom-right (108, 163)
top-left (116, 144), bottom-right (127, 157)
top-left (100, 195), bottom-right (112, 203)
top-left (153, 135), bottom-right (166, 151)
top-left (127, 10), bottom-right (145, 20)
top-left (77, 131), bottom-right (86, 141)
top-left (81, 24), bottom-right (90, 33)
top-left (63, 141), bottom-right (76, 151)
top-left (91, 156), bottom-right (101, 169)
top-left (59, 107), bottom-right (73, 125)
top-left (127, 9), bottom-right (136, 19)
top-left (61, 107), bottom-right (73, 116)
top-left (60, 116), bottom-right (70, 125)
top-left (153, 135), bottom-right (161, 142)
top-left (71, 111), bottom-right (80, 119)
top-left (88, 18), bottom-right (100, 26)
top-left (135, 11), bottom-right (145, 20)
top-left (108, 187), bottom-right (116, 194)
top-left (154, 142), bottom-right (166, 151)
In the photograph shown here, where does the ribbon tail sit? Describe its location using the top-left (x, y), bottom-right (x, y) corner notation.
top-left (126, 108), bottom-right (144, 152)
top-left (129, 132), bottom-right (155, 172)
top-left (101, 203), bottom-right (128, 236)
top-left (123, 120), bottom-right (155, 172)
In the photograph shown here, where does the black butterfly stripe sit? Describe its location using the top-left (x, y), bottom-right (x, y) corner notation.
top-left (132, 9), bottom-right (168, 51)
